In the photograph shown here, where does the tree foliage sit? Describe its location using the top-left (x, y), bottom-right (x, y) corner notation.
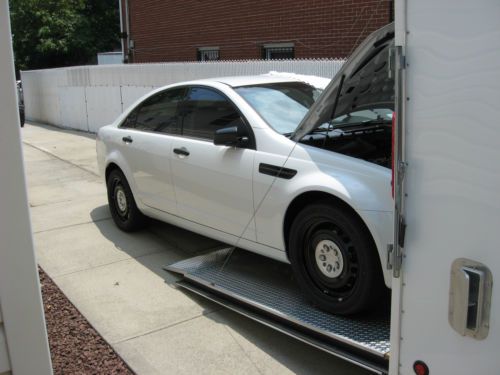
top-left (9, 0), bottom-right (120, 71)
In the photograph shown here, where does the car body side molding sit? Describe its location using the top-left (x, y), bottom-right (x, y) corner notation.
top-left (259, 163), bottom-right (297, 180)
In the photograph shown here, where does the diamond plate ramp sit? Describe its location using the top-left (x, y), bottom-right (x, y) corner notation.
top-left (165, 248), bottom-right (390, 374)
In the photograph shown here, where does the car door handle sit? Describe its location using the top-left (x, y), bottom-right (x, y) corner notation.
top-left (173, 147), bottom-right (190, 156)
top-left (122, 136), bottom-right (133, 143)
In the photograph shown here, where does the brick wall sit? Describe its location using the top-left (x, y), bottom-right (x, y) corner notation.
top-left (126, 0), bottom-right (392, 63)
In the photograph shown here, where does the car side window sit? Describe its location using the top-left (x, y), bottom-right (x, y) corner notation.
top-left (127, 87), bottom-right (185, 133)
top-left (182, 87), bottom-right (242, 140)
top-left (121, 108), bottom-right (138, 129)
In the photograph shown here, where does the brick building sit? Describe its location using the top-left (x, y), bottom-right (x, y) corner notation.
top-left (120, 0), bottom-right (393, 63)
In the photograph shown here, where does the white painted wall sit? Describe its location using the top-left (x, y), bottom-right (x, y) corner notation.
top-left (0, 1), bottom-right (53, 374)
top-left (21, 59), bottom-right (344, 132)
top-left (97, 52), bottom-right (122, 65)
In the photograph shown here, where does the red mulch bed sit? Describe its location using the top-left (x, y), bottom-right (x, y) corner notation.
top-left (39, 268), bottom-right (134, 375)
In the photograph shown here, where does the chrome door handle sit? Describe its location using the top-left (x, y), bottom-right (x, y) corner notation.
top-left (173, 147), bottom-right (190, 156)
top-left (449, 258), bottom-right (492, 340)
top-left (122, 136), bottom-right (133, 143)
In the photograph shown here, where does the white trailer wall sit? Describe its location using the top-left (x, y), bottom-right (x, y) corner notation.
top-left (21, 59), bottom-right (344, 132)
top-left (395, 0), bottom-right (500, 373)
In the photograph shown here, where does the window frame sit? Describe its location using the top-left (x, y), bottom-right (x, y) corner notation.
top-left (197, 47), bottom-right (220, 62)
top-left (262, 42), bottom-right (295, 60)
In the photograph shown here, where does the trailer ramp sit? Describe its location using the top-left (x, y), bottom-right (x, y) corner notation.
top-left (164, 248), bottom-right (390, 374)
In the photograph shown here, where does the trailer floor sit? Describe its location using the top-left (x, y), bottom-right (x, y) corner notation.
top-left (165, 248), bottom-right (390, 374)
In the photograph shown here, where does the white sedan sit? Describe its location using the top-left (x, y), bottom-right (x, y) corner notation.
top-left (97, 24), bottom-right (395, 315)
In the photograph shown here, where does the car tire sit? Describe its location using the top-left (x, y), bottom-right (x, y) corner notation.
top-left (288, 202), bottom-right (384, 315)
top-left (106, 168), bottom-right (148, 231)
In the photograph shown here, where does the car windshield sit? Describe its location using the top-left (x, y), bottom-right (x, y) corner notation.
top-left (235, 82), bottom-right (322, 134)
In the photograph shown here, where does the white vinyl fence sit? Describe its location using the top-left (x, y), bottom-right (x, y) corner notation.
top-left (21, 59), bottom-right (344, 133)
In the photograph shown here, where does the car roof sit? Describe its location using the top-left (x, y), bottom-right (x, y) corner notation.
top-left (190, 75), bottom-right (305, 87)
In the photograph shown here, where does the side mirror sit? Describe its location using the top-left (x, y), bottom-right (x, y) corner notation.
top-left (214, 121), bottom-right (249, 147)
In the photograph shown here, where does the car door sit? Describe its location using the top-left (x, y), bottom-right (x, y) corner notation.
top-left (117, 87), bottom-right (186, 214)
top-left (170, 86), bottom-right (257, 241)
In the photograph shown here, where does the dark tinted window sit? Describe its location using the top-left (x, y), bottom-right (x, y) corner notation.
top-left (182, 87), bottom-right (241, 140)
top-left (121, 108), bottom-right (138, 129)
top-left (132, 87), bottom-right (185, 133)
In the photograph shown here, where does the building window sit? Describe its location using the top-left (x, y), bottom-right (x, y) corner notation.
top-left (197, 47), bottom-right (220, 61)
top-left (262, 43), bottom-right (294, 60)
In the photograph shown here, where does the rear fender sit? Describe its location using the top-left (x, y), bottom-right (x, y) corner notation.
top-left (104, 150), bottom-right (139, 199)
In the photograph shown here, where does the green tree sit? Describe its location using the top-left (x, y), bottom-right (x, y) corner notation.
top-left (9, 0), bottom-right (120, 72)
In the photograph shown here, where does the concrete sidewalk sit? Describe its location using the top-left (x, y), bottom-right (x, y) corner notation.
top-left (23, 123), bottom-right (369, 375)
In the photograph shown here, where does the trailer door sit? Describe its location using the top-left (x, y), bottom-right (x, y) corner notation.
top-left (394, 0), bottom-right (500, 373)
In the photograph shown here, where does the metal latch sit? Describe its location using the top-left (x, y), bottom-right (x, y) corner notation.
top-left (387, 215), bottom-right (405, 276)
top-left (397, 161), bottom-right (407, 187)
top-left (398, 215), bottom-right (406, 248)
top-left (386, 242), bottom-right (402, 275)
top-left (388, 46), bottom-right (405, 78)
top-left (449, 258), bottom-right (493, 340)
top-left (386, 244), bottom-right (395, 270)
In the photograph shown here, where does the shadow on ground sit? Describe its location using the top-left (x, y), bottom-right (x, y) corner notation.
top-left (90, 205), bottom-right (374, 375)
top-left (90, 206), bottom-right (225, 282)
top-left (27, 121), bottom-right (97, 140)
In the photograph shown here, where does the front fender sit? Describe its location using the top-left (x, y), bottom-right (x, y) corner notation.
top-left (254, 148), bottom-right (393, 287)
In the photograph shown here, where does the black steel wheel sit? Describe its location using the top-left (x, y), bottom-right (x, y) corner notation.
top-left (106, 168), bottom-right (147, 231)
top-left (288, 202), bottom-right (384, 315)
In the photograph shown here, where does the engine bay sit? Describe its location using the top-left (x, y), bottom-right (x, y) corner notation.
top-left (300, 123), bottom-right (392, 168)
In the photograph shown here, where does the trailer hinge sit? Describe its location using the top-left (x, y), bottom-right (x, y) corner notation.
top-left (387, 216), bottom-right (406, 276)
top-left (388, 46), bottom-right (405, 79)
top-left (398, 161), bottom-right (408, 185)
top-left (387, 243), bottom-right (403, 276)
top-left (398, 215), bottom-right (406, 248)
top-left (386, 244), bottom-right (394, 270)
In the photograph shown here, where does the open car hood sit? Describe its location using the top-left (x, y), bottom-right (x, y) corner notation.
top-left (292, 23), bottom-right (395, 141)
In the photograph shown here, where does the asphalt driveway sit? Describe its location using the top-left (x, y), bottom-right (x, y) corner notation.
top-left (23, 122), bottom-right (369, 375)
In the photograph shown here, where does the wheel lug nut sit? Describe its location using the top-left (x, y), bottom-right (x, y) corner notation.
top-left (319, 255), bottom-right (326, 261)
top-left (326, 265), bottom-right (333, 272)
